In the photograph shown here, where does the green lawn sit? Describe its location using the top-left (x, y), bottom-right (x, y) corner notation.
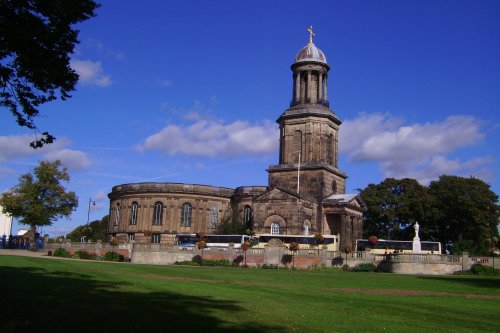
top-left (1, 255), bottom-right (499, 333)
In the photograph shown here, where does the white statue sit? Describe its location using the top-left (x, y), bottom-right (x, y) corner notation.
top-left (414, 222), bottom-right (420, 238)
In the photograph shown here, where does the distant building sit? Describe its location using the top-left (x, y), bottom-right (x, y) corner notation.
top-left (0, 205), bottom-right (13, 237)
top-left (108, 29), bottom-right (366, 248)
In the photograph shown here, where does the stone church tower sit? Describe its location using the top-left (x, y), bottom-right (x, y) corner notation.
top-left (253, 27), bottom-right (366, 248)
top-left (268, 28), bottom-right (346, 202)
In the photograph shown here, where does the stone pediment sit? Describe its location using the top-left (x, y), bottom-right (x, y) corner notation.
top-left (255, 187), bottom-right (309, 203)
top-left (322, 193), bottom-right (367, 211)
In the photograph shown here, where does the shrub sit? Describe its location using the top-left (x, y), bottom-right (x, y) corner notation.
top-left (262, 264), bottom-right (278, 269)
top-left (340, 264), bottom-right (351, 271)
top-left (201, 259), bottom-right (231, 267)
top-left (53, 248), bottom-right (69, 257)
top-left (174, 260), bottom-right (200, 266)
top-left (470, 264), bottom-right (497, 276)
top-left (103, 252), bottom-right (120, 261)
top-left (75, 250), bottom-right (97, 260)
top-left (352, 263), bottom-right (377, 272)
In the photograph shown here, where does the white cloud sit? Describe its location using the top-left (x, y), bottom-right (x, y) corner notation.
top-left (136, 118), bottom-right (279, 157)
top-left (71, 59), bottom-right (112, 87)
top-left (0, 135), bottom-right (36, 161)
top-left (341, 113), bottom-right (491, 184)
top-left (43, 149), bottom-right (91, 171)
top-left (0, 135), bottom-right (91, 172)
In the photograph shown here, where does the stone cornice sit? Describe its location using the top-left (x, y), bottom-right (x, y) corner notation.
top-left (267, 163), bottom-right (347, 179)
top-left (109, 182), bottom-right (235, 199)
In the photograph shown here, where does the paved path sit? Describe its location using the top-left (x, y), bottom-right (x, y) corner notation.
top-left (0, 249), bottom-right (51, 257)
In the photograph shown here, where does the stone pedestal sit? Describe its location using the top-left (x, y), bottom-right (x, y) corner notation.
top-left (412, 237), bottom-right (421, 254)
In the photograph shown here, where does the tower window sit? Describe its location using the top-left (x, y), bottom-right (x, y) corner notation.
top-left (153, 202), bottom-right (163, 226)
top-left (327, 134), bottom-right (334, 165)
top-left (293, 130), bottom-right (302, 163)
top-left (181, 203), bottom-right (192, 227)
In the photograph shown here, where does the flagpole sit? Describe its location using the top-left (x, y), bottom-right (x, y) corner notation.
top-left (297, 153), bottom-right (301, 195)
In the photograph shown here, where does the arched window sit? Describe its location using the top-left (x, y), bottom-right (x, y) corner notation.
top-left (181, 203), bottom-right (192, 227)
top-left (243, 205), bottom-right (253, 229)
top-left (208, 205), bottom-right (218, 229)
top-left (130, 202), bottom-right (138, 225)
top-left (271, 222), bottom-right (280, 235)
top-left (327, 133), bottom-right (334, 165)
top-left (114, 204), bottom-right (120, 226)
top-left (152, 202), bottom-right (163, 226)
top-left (293, 130), bottom-right (302, 163)
top-left (332, 180), bottom-right (337, 194)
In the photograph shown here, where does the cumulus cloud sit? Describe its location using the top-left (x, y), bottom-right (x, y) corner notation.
top-left (0, 135), bottom-right (91, 171)
top-left (340, 113), bottom-right (491, 184)
top-left (136, 119), bottom-right (279, 157)
top-left (71, 59), bottom-right (112, 87)
top-left (43, 149), bottom-right (91, 171)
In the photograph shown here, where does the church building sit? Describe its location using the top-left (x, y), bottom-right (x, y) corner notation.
top-left (108, 28), bottom-right (366, 249)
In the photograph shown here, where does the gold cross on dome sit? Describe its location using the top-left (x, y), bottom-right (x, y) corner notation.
top-left (308, 25), bottom-right (315, 44)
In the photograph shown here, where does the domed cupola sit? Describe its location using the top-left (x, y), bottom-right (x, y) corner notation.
top-left (290, 26), bottom-right (330, 108)
top-left (294, 39), bottom-right (327, 64)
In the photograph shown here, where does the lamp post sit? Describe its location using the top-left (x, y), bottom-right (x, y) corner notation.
top-left (85, 198), bottom-right (96, 242)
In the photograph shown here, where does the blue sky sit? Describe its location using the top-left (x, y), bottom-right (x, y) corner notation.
top-left (1, 0), bottom-right (499, 237)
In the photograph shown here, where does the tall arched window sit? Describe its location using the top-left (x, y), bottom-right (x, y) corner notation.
top-left (114, 204), bottom-right (120, 226)
top-left (293, 130), bottom-right (302, 163)
top-left (181, 203), bottom-right (192, 227)
top-left (327, 133), bottom-right (334, 165)
top-left (208, 205), bottom-right (218, 229)
top-left (152, 202), bottom-right (163, 226)
top-left (271, 222), bottom-right (280, 235)
top-left (243, 205), bottom-right (253, 229)
top-left (130, 202), bottom-right (138, 225)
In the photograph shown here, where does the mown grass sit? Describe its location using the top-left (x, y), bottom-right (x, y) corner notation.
top-left (0, 255), bottom-right (499, 333)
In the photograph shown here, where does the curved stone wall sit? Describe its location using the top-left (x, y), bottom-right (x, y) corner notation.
top-left (108, 182), bottom-right (234, 243)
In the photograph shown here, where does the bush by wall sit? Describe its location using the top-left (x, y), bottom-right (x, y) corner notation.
top-left (74, 250), bottom-right (97, 260)
top-left (103, 252), bottom-right (120, 262)
top-left (53, 248), bottom-right (69, 257)
top-left (352, 263), bottom-right (377, 272)
top-left (470, 264), bottom-right (497, 276)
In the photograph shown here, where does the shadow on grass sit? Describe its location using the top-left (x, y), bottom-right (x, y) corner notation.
top-left (0, 266), bottom-right (286, 333)
top-left (417, 275), bottom-right (500, 291)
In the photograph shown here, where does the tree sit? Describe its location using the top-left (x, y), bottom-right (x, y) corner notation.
top-left (66, 215), bottom-right (109, 242)
top-left (0, 160), bottom-right (78, 250)
top-left (0, 0), bottom-right (100, 148)
top-left (361, 178), bottom-right (432, 240)
top-left (215, 201), bottom-right (248, 235)
top-left (428, 176), bottom-right (499, 255)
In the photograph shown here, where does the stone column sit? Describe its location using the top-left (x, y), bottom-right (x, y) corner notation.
top-left (295, 71), bottom-right (301, 102)
top-left (324, 75), bottom-right (328, 101)
top-left (307, 71), bottom-right (312, 102)
top-left (318, 72), bottom-right (323, 102)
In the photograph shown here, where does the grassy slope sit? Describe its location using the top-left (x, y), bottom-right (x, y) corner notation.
top-left (0, 255), bottom-right (499, 333)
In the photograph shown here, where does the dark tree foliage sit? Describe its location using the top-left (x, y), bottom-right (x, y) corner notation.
top-left (361, 178), bottom-right (432, 241)
top-left (66, 215), bottom-right (109, 242)
top-left (0, 0), bottom-right (100, 148)
top-left (361, 176), bottom-right (499, 255)
top-left (215, 201), bottom-right (248, 235)
top-left (428, 176), bottom-right (499, 255)
top-left (0, 160), bottom-right (78, 250)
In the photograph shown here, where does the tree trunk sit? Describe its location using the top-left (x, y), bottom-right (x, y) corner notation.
top-left (29, 224), bottom-right (37, 251)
